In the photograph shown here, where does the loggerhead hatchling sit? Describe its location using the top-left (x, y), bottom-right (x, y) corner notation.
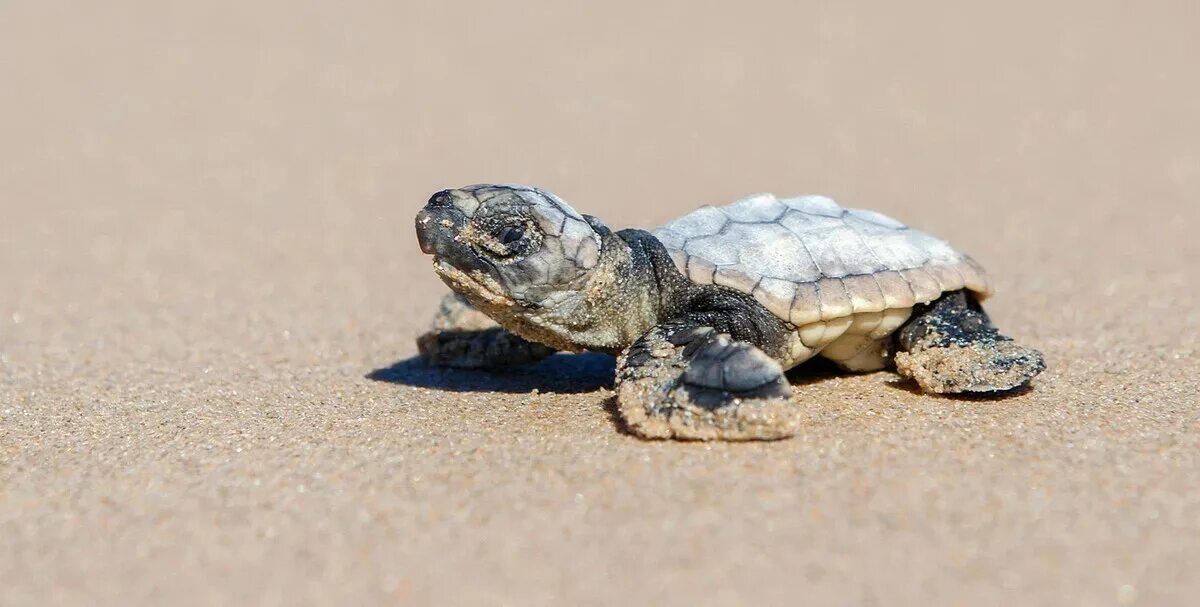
top-left (414, 184), bottom-right (1045, 440)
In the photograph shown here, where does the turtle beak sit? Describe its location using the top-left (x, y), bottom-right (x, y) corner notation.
top-left (415, 190), bottom-right (466, 257)
top-left (414, 208), bottom-right (446, 255)
top-left (415, 190), bottom-right (500, 281)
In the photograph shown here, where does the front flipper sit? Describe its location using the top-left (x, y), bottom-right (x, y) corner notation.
top-left (894, 290), bottom-right (1045, 394)
top-left (417, 292), bottom-right (556, 368)
top-left (615, 323), bottom-right (799, 441)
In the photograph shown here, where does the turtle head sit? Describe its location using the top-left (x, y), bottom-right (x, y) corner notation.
top-left (415, 184), bottom-right (605, 328)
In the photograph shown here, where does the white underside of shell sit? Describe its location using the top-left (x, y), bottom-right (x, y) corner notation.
top-left (778, 306), bottom-right (913, 370)
top-left (653, 193), bottom-right (993, 369)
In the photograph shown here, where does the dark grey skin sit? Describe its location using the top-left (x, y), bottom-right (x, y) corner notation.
top-left (414, 185), bottom-right (1043, 440)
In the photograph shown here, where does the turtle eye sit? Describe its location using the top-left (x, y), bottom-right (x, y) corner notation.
top-left (496, 224), bottom-right (525, 246)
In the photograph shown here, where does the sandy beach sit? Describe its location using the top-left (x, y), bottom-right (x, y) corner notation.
top-left (2, 1), bottom-right (1198, 604)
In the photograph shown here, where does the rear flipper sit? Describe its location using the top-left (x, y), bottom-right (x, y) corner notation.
top-left (418, 293), bottom-right (556, 368)
top-left (894, 291), bottom-right (1045, 394)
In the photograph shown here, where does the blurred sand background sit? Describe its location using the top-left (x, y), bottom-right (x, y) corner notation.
top-left (2, 1), bottom-right (1199, 605)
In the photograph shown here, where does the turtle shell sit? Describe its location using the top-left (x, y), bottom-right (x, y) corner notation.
top-left (652, 193), bottom-right (991, 327)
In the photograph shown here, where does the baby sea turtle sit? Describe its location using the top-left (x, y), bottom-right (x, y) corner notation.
top-left (414, 184), bottom-right (1045, 440)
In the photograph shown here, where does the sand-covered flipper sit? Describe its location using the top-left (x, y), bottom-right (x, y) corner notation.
top-left (615, 322), bottom-right (799, 441)
top-left (894, 291), bottom-right (1045, 393)
top-left (417, 293), bottom-right (555, 368)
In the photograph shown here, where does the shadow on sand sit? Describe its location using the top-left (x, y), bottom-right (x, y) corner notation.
top-left (788, 357), bottom-right (1035, 400)
top-left (784, 357), bottom-right (846, 386)
top-left (371, 352), bottom-right (865, 396)
top-left (884, 378), bottom-right (1034, 400)
top-left (371, 350), bottom-right (1032, 402)
top-left (367, 352), bottom-right (615, 394)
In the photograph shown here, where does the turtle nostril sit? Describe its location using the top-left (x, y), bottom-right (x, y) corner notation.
top-left (427, 190), bottom-right (453, 208)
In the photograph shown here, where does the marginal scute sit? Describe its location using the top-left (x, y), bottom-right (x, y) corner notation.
top-left (959, 257), bottom-right (993, 298)
top-left (818, 280), bottom-right (854, 321)
top-left (667, 248), bottom-right (688, 274)
top-left (753, 277), bottom-right (798, 321)
top-left (874, 270), bottom-right (917, 308)
top-left (788, 282), bottom-right (823, 326)
top-left (841, 274), bottom-right (888, 314)
top-left (713, 267), bottom-right (759, 294)
top-left (900, 268), bottom-right (942, 303)
top-left (925, 263), bottom-right (961, 291)
top-left (685, 254), bottom-right (717, 284)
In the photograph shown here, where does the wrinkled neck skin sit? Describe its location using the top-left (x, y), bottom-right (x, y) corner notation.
top-left (434, 221), bottom-right (671, 355)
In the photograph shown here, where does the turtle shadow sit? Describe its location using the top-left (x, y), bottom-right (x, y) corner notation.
top-left (366, 352), bottom-right (615, 394)
top-left (884, 378), bottom-right (1034, 400)
top-left (784, 357), bottom-right (846, 386)
top-left (599, 395), bottom-right (637, 438)
top-left (785, 358), bottom-right (1035, 400)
